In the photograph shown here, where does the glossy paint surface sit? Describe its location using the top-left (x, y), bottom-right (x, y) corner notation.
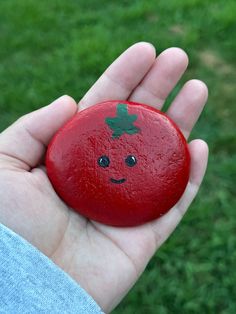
top-left (46, 100), bottom-right (190, 226)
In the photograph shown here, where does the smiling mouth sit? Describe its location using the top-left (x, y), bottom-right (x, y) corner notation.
top-left (110, 178), bottom-right (126, 184)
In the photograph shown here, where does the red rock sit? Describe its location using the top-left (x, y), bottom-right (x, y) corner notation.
top-left (46, 100), bottom-right (190, 226)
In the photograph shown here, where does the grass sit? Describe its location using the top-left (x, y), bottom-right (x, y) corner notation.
top-left (0, 0), bottom-right (235, 313)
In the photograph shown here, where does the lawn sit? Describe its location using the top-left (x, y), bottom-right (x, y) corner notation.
top-left (0, 0), bottom-right (235, 313)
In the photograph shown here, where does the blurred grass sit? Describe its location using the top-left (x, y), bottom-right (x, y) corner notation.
top-left (0, 0), bottom-right (235, 313)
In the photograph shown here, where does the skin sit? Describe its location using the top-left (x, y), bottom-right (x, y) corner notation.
top-left (0, 42), bottom-right (208, 312)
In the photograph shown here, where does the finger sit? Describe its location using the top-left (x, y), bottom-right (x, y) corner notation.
top-left (150, 139), bottom-right (209, 248)
top-left (79, 42), bottom-right (156, 110)
top-left (167, 79), bottom-right (208, 138)
top-left (129, 48), bottom-right (188, 109)
top-left (0, 95), bottom-right (77, 170)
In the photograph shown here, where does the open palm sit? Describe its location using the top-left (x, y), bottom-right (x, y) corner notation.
top-left (0, 43), bottom-right (208, 313)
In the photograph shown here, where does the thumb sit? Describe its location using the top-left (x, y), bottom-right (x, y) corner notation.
top-left (0, 95), bottom-right (77, 170)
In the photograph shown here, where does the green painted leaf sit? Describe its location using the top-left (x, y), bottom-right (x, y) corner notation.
top-left (105, 103), bottom-right (140, 138)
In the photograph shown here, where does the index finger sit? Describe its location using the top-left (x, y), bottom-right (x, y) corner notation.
top-left (78, 42), bottom-right (156, 110)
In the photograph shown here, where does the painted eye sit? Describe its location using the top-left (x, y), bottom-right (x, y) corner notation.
top-left (125, 155), bottom-right (137, 167)
top-left (98, 155), bottom-right (110, 168)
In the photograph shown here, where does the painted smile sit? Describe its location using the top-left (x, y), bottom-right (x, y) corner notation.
top-left (110, 178), bottom-right (126, 184)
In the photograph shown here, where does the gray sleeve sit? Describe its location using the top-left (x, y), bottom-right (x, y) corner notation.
top-left (0, 223), bottom-right (104, 314)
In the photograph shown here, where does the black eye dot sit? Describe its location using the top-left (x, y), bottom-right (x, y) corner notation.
top-left (125, 155), bottom-right (137, 167)
top-left (97, 155), bottom-right (110, 168)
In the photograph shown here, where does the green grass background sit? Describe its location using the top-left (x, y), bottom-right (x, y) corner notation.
top-left (0, 0), bottom-right (235, 313)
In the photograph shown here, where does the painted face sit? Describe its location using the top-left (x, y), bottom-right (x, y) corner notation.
top-left (46, 101), bottom-right (190, 227)
top-left (97, 154), bottom-right (137, 184)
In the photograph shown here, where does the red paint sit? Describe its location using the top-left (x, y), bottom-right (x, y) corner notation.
top-left (46, 100), bottom-right (190, 226)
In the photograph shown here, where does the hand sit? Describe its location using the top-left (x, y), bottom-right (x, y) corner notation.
top-left (0, 42), bottom-right (208, 313)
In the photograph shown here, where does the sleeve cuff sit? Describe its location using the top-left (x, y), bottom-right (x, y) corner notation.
top-left (0, 223), bottom-right (104, 313)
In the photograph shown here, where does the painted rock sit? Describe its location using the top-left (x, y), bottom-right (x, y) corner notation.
top-left (46, 100), bottom-right (190, 227)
